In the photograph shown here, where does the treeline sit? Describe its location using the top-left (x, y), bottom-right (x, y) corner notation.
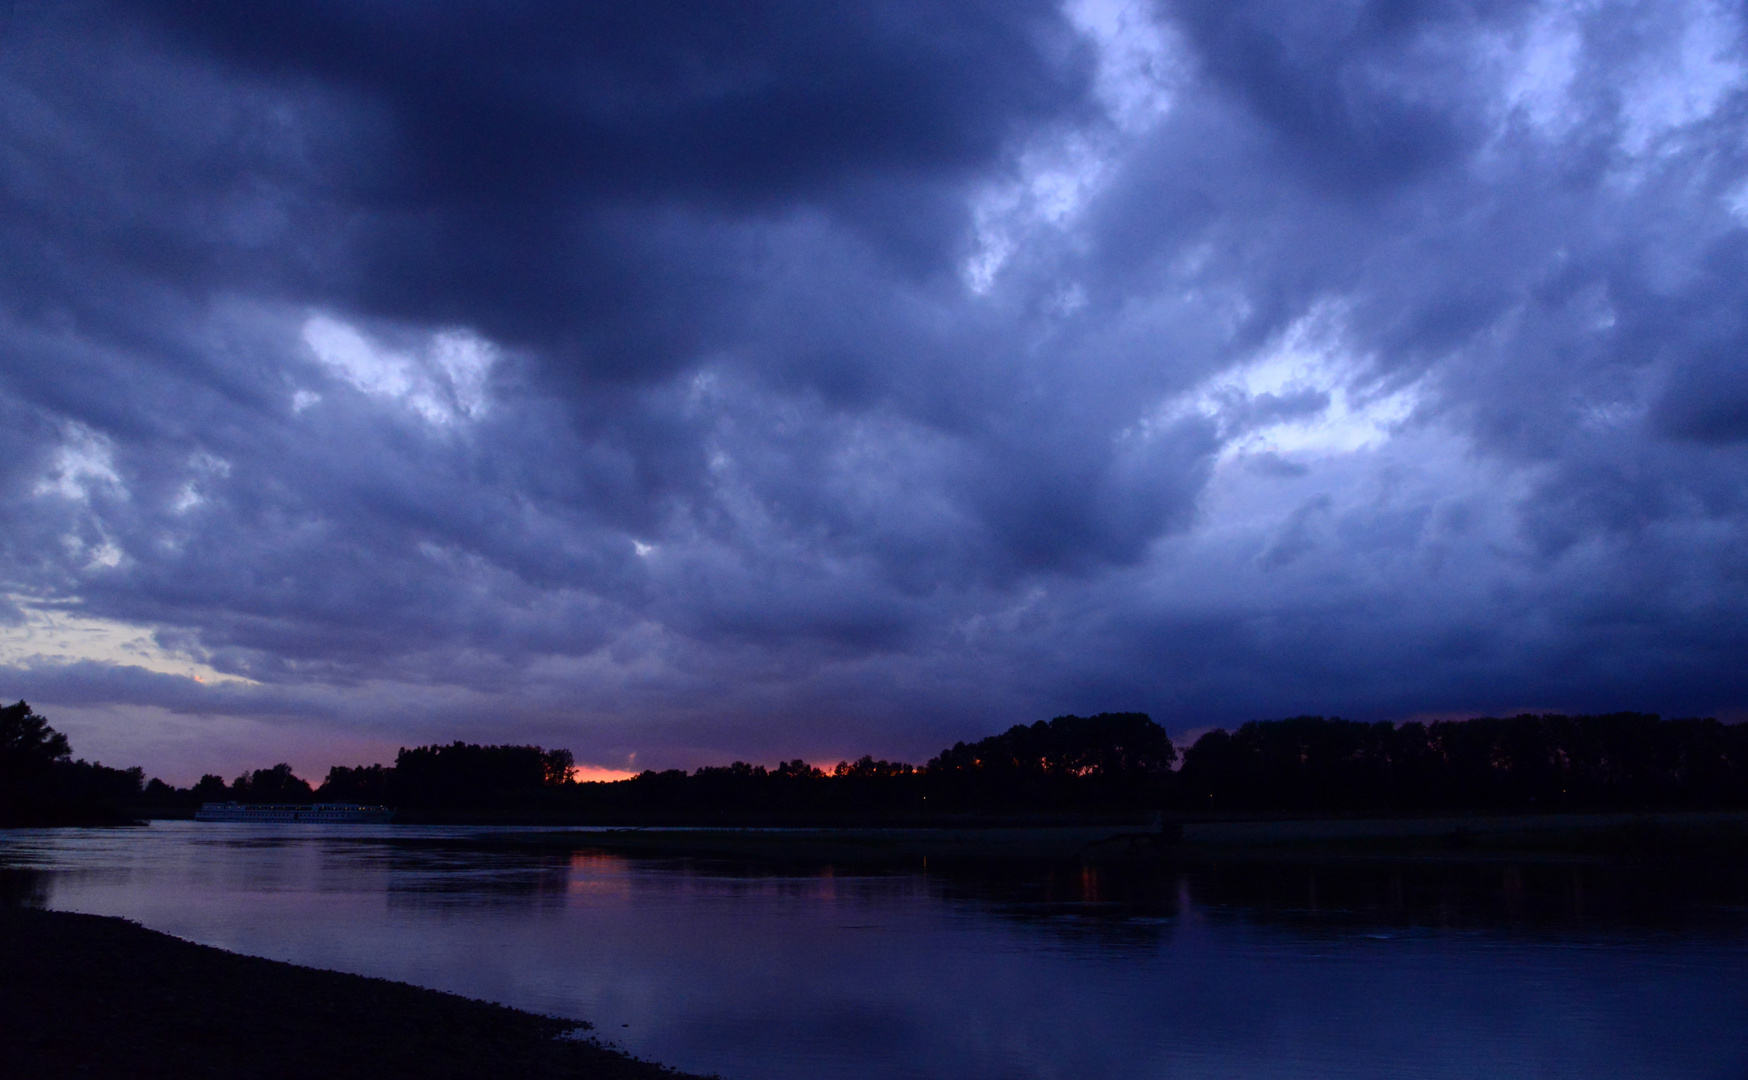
top-left (1178, 714), bottom-right (1748, 812)
top-left (135, 713), bottom-right (1175, 823)
top-left (143, 710), bottom-right (1748, 824)
top-left (568, 712), bottom-right (1179, 824)
top-left (0, 702), bottom-right (145, 826)
top-left (559, 712), bottom-right (1748, 822)
top-left (142, 742), bottom-right (576, 811)
top-left (10, 699), bottom-right (1748, 827)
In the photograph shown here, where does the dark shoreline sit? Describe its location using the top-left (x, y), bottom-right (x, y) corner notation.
top-left (338, 809), bottom-right (1748, 865)
top-left (26, 808), bottom-right (1748, 865)
top-left (0, 906), bottom-right (705, 1080)
top-left (65, 807), bottom-right (1748, 866)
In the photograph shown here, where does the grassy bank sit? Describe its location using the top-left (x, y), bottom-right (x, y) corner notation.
top-left (0, 907), bottom-right (699, 1080)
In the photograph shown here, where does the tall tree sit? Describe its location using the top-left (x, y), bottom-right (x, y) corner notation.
top-left (0, 701), bottom-right (70, 782)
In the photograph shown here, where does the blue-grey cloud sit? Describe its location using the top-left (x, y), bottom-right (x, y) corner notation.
top-left (2, 0), bottom-right (1747, 777)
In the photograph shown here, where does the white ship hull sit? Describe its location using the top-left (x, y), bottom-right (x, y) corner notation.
top-left (195, 802), bottom-right (395, 824)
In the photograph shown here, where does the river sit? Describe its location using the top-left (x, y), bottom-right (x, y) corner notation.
top-left (4, 821), bottom-right (1747, 1079)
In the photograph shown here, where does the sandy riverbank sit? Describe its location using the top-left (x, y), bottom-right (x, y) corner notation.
top-left (0, 906), bottom-right (701, 1080)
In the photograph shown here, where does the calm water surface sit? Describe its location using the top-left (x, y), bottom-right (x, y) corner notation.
top-left (5, 822), bottom-right (1748, 1080)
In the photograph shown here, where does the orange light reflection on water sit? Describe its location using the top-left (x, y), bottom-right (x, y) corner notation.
top-left (567, 850), bottom-right (634, 897)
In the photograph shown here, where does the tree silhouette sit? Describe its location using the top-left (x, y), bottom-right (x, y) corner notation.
top-left (0, 702), bottom-right (141, 826)
top-left (231, 764), bottom-right (314, 803)
top-left (0, 701), bottom-right (70, 781)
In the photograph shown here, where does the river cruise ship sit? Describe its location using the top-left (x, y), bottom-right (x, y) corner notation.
top-left (195, 802), bottom-right (395, 824)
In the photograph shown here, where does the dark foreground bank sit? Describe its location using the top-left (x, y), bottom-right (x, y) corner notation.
top-left (0, 907), bottom-right (701, 1080)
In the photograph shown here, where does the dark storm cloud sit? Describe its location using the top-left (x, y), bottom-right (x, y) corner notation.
top-left (3, 0), bottom-right (1748, 775)
top-left (1165, 0), bottom-right (1482, 195)
top-left (65, 0), bottom-right (1091, 367)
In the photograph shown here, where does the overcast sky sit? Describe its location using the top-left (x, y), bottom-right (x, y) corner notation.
top-left (4, 0), bottom-right (1748, 783)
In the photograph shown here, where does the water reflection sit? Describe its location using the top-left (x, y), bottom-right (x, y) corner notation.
top-left (0, 865), bottom-right (48, 906)
top-left (5, 824), bottom-right (1748, 1080)
top-left (1181, 858), bottom-right (1748, 933)
top-left (627, 851), bottom-right (1748, 938)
